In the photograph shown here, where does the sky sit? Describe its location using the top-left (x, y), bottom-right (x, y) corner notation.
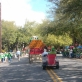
top-left (0, 0), bottom-right (49, 26)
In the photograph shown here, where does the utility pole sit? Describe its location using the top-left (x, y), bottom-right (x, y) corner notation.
top-left (0, 3), bottom-right (2, 53)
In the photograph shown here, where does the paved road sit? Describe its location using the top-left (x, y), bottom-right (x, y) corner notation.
top-left (1, 55), bottom-right (82, 82)
top-left (0, 56), bottom-right (53, 82)
top-left (54, 55), bottom-right (82, 82)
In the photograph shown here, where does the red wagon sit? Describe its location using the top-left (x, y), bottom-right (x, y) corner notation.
top-left (29, 48), bottom-right (44, 55)
top-left (28, 39), bottom-right (45, 63)
top-left (28, 48), bottom-right (44, 63)
top-left (42, 54), bottom-right (59, 70)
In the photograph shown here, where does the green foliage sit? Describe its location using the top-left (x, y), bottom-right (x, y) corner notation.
top-left (47, 0), bottom-right (82, 44)
top-left (44, 34), bottom-right (72, 47)
top-left (1, 16), bottom-right (73, 51)
top-left (2, 20), bottom-right (17, 51)
top-left (36, 19), bottom-right (51, 36)
top-left (2, 20), bottom-right (41, 51)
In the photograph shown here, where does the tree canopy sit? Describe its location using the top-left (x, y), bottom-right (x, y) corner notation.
top-left (3, 0), bottom-right (82, 51)
top-left (47, 0), bottom-right (82, 44)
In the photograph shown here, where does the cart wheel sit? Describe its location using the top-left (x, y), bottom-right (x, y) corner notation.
top-left (56, 61), bottom-right (59, 69)
top-left (56, 65), bottom-right (59, 69)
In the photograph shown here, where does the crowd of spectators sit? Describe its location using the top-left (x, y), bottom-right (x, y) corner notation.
top-left (0, 52), bottom-right (14, 63)
top-left (47, 45), bottom-right (82, 59)
top-left (61, 46), bottom-right (82, 58)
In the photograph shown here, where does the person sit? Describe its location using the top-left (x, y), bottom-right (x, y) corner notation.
top-left (4, 52), bottom-right (8, 62)
top-left (1, 52), bottom-right (4, 62)
top-left (16, 49), bottom-right (21, 61)
top-left (49, 46), bottom-right (56, 54)
top-left (7, 52), bottom-right (12, 62)
top-left (69, 49), bottom-right (73, 58)
top-left (42, 49), bottom-right (48, 65)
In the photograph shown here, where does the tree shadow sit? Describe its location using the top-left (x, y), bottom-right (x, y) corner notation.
top-left (0, 57), bottom-right (53, 82)
top-left (53, 59), bottom-right (82, 82)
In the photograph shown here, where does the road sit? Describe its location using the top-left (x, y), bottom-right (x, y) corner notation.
top-left (0, 55), bottom-right (82, 82)
top-left (55, 55), bottom-right (82, 82)
top-left (0, 56), bottom-right (53, 82)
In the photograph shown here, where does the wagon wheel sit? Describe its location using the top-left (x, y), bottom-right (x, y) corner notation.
top-left (29, 54), bottom-right (32, 63)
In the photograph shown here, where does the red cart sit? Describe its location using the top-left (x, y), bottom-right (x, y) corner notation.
top-left (29, 48), bottom-right (44, 63)
top-left (42, 54), bottom-right (59, 70)
top-left (29, 48), bottom-right (43, 55)
top-left (28, 40), bottom-right (45, 63)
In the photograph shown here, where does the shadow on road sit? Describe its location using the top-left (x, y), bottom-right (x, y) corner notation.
top-left (54, 57), bottom-right (82, 82)
top-left (0, 57), bottom-right (53, 82)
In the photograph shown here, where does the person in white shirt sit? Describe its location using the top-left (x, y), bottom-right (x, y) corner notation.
top-left (42, 49), bottom-right (48, 65)
top-left (16, 50), bottom-right (21, 61)
top-left (69, 49), bottom-right (73, 58)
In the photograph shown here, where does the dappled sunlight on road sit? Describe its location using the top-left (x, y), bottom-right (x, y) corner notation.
top-left (0, 57), bottom-right (52, 82)
top-left (53, 56), bottom-right (82, 82)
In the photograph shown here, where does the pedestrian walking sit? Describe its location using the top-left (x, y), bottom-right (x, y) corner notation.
top-left (1, 52), bottom-right (4, 62)
top-left (16, 50), bottom-right (21, 61)
top-left (7, 52), bottom-right (12, 62)
top-left (4, 52), bottom-right (8, 62)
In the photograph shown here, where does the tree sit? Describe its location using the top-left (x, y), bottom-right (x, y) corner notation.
top-left (2, 20), bottom-right (17, 51)
top-left (44, 34), bottom-right (72, 48)
top-left (47, 0), bottom-right (82, 44)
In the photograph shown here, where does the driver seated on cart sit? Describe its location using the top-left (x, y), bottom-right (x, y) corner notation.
top-left (42, 49), bottom-right (48, 65)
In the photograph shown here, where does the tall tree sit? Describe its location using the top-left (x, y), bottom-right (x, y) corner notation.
top-left (2, 20), bottom-right (17, 51)
top-left (47, 0), bottom-right (82, 44)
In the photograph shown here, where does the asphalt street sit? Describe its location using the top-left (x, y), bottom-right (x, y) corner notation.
top-left (0, 56), bottom-right (53, 82)
top-left (1, 55), bottom-right (82, 82)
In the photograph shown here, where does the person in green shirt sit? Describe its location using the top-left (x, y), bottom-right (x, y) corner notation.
top-left (49, 46), bottom-right (56, 54)
top-left (1, 53), bottom-right (4, 62)
top-left (7, 52), bottom-right (12, 62)
top-left (4, 52), bottom-right (8, 62)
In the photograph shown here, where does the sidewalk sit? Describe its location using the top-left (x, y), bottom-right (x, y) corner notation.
top-left (0, 62), bottom-right (9, 67)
